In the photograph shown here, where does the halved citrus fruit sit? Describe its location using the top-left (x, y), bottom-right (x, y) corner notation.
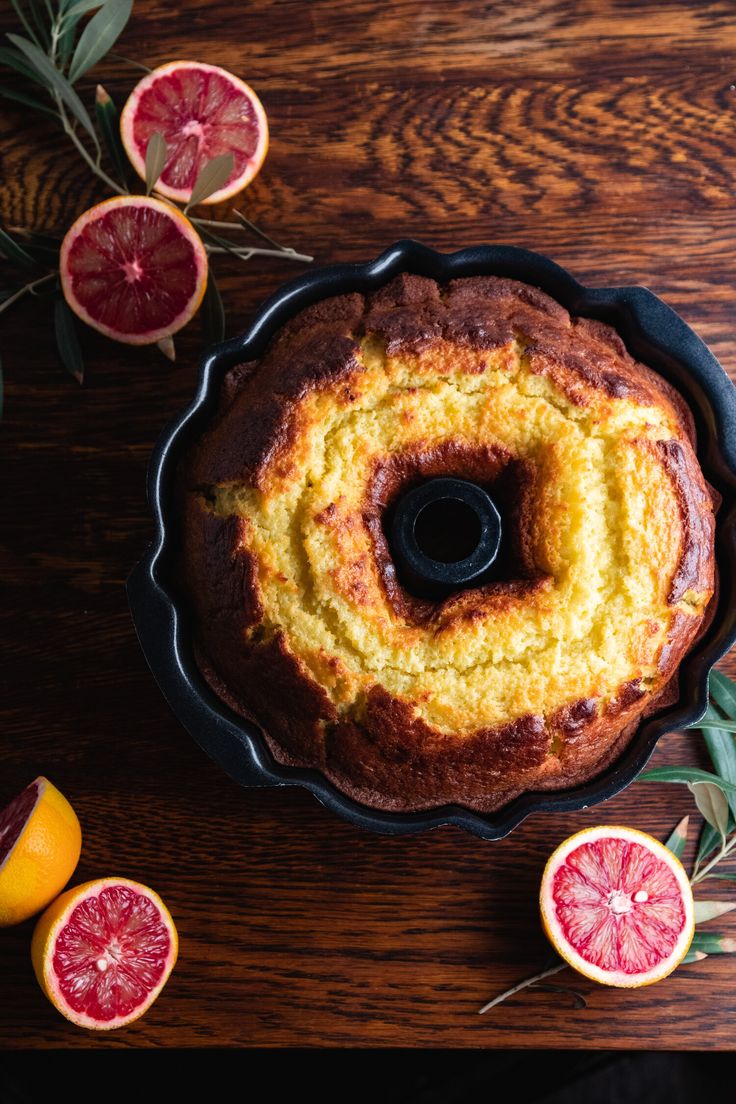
top-left (0, 777), bottom-right (81, 927)
top-left (59, 195), bottom-right (207, 345)
top-left (120, 61), bottom-right (269, 205)
top-left (31, 877), bottom-right (178, 1030)
top-left (540, 825), bottom-right (694, 988)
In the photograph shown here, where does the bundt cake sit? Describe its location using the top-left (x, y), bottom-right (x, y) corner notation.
top-left (181, 273), bottom-right (716, 812)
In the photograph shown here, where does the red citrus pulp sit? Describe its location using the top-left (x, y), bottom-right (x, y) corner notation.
top-left (32, 877), bottom-right (178, 1030)
top-left (120, 61), bottom-right (269, 204)
top-left (60, 196), bottom-right (207, 344)
top-left (540, 826), bottom-right (694, 987)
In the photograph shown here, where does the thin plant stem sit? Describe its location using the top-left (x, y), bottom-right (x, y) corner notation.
top-left (691, 834), bottom-right (736, 885)
top-left (0, 272), bottom-right (56, 315)
top-left (54, 94), bottom-right (123, 194)
top-left (108, 52), bottom-right (152, 73)
top-left (204, 243), bottom-right (314, 263)
top-left (478, 961), bottom-right (567, 1014)
top-left (193, 217), bottom-right (250, 230)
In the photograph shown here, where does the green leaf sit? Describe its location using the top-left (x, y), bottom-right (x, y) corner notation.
top-left (57, 14), bottom-right (79, 67)
top-left (107, 51), bottom-right (150, 73)
top-left (197, 225), bottom-right (249, 261)
top-left (201, 265), bottom-right (225, 344)
top-left (710, 670), bottom-right (736, 720)
top-left (231, 207), bottom-right (284, 251)
top-left (95, 84), bottom-right (129, 185)
top-left (7, 34), bottom-right (97, 144)
top-left (0, 83), bottom-right (57, 117)
top-left (703, 871), bottom-right (736, 882)
top-left (0, 225), bottom-right (40, 269)
top-left (694, 900), bottom-right (736, 924)
top-left (9, 0), bottom-right (44, 48)
top-left (664, 815), bottom-right (689, 860)
top-left (5, 229), bottom-right (60, 267)
top-left (156, 335), bottom-right (175, 361)
top-left (186, 152), bottom-right (234, 208)
top-left (688, 781), bottom-right (730, 843)
top-left (26, 0), bottom-right (51, 48)
top-left (639, 766), bottom-right (736, 794)
top-left (0, 45), bottom-right (52, 87)
top-left (62, 0), bottom-right (106, 20)
top-left (696, 818), bottom-right (730, 867)
top-left (691, 716), bottom-right (736, 733)
top-left (700, 728), bottom-right (736, 819)
top-left (54, 298), bottom-right (84, 384)
top-left (681, 948), bottom-right (708, 964)
top-left (68, 0), bottom-right (133, 84)
top-left (144, 130), bottom-right (167, 195)
top-left (690, 931), bottom-right (736, 954)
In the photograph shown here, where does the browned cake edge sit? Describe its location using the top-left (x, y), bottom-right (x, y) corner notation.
top-left (179, 274), bottom-right (717, 814)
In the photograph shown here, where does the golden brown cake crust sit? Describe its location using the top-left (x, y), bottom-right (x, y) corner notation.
top-left (181, 274), bottom-right (717, 813)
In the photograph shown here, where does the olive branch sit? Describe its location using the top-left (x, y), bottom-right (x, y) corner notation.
top-left (480, 668), bottom-right (736, 1014)
top-left (0, 0), bottom-right (312, 388)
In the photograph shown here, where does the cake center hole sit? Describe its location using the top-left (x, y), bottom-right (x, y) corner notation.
top-left (413, 497), bottom-right (482, 563)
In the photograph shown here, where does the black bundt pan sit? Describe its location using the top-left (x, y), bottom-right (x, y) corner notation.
top-left (128, 241), bottom-right (736, 840)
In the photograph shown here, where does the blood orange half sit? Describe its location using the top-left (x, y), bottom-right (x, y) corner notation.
top-left (31, 877), bottom-right (178, 1030)
top-left (120, 61), bottom-right (269, 204)
top-left (0, 777), bottom-right (81, 927)
top-left (540, 826), bottom-right (694, 988)
top-left (60, 196), bottom-right (207, 345)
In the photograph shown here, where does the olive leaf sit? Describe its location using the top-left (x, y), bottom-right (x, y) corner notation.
top-left (710, 670), bottom-right (736, 719)
top-left (664, 815), bottom-right (689, 859)
top-left (690, 931), bottom-right (736, 954)
top-left (186, 152), bottom-right (234, 208)
top-left (702, 871), bottom-right (736, 882)
top-left (144, 131), bottom-right (168, 195)
top-left (0, 83), bottom-right (58, 117)
top-left (0, 225), bottom-right (40, 269)
top-left (7, 34), bottom-right (97, 144)
top-left (693, 900), bottom-right (736, 924)
top-left (156, 335), bottom-right (175, 362)
top-left (699, 723), bottom-right (736, 819)
top-left (639, 766), bottom-right (736, 793)
top-left (691, 714), bottom-right (736, 734)
top-left (201, 265), bottom-right (225, 344)
top-left (25, 0), bottom-right (51, 48)
top-left (231, 207), bottom-right (284, 250)
top-left (696, 818), bottom-right (734, 867)
top-left (0, 44), bottom-right (52, 86)
top-left (68, 0), bottom-right (133, 84)
top-left (6, 228), bottom-right (61, 267)
top-left (54, 298), bottom-right (84, 384)
top-left (9, 0), bottom-right (45, 49)
top-left (688, 781), bottom-right (730, 844)
top-left (95, 85), bottom-right (130, 186)
top-left (62, 0), bottom-right (106, 21)
top-left (681, 949), bottom-right (708, 964)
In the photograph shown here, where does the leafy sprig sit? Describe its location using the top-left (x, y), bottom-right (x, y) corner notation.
top-left (0, 0), bottom-right (312, 384)
top-left (479, 668), bottom-right (736, 1014)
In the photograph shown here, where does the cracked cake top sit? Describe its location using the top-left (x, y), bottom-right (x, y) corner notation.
top-left (181, 273), bottom-right (716, 813)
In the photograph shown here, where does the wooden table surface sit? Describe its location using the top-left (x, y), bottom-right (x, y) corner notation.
top-left (1, 0), bottom-right (736, 1049)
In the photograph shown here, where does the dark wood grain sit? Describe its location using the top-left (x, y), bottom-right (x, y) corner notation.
top-left (1, 0), bottom-right (735, 1049)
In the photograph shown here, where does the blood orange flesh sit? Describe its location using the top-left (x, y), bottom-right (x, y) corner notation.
top-left (0, 780), bottom-right (40, 868)
top-left (120, 61), bottom-right (269, 204)
top-left (32, 878), bottom-right (178, 1030)
top-left (540, 826), bottom-right (694, 988)
top-left (60, 196), bottom-right (207, 345)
